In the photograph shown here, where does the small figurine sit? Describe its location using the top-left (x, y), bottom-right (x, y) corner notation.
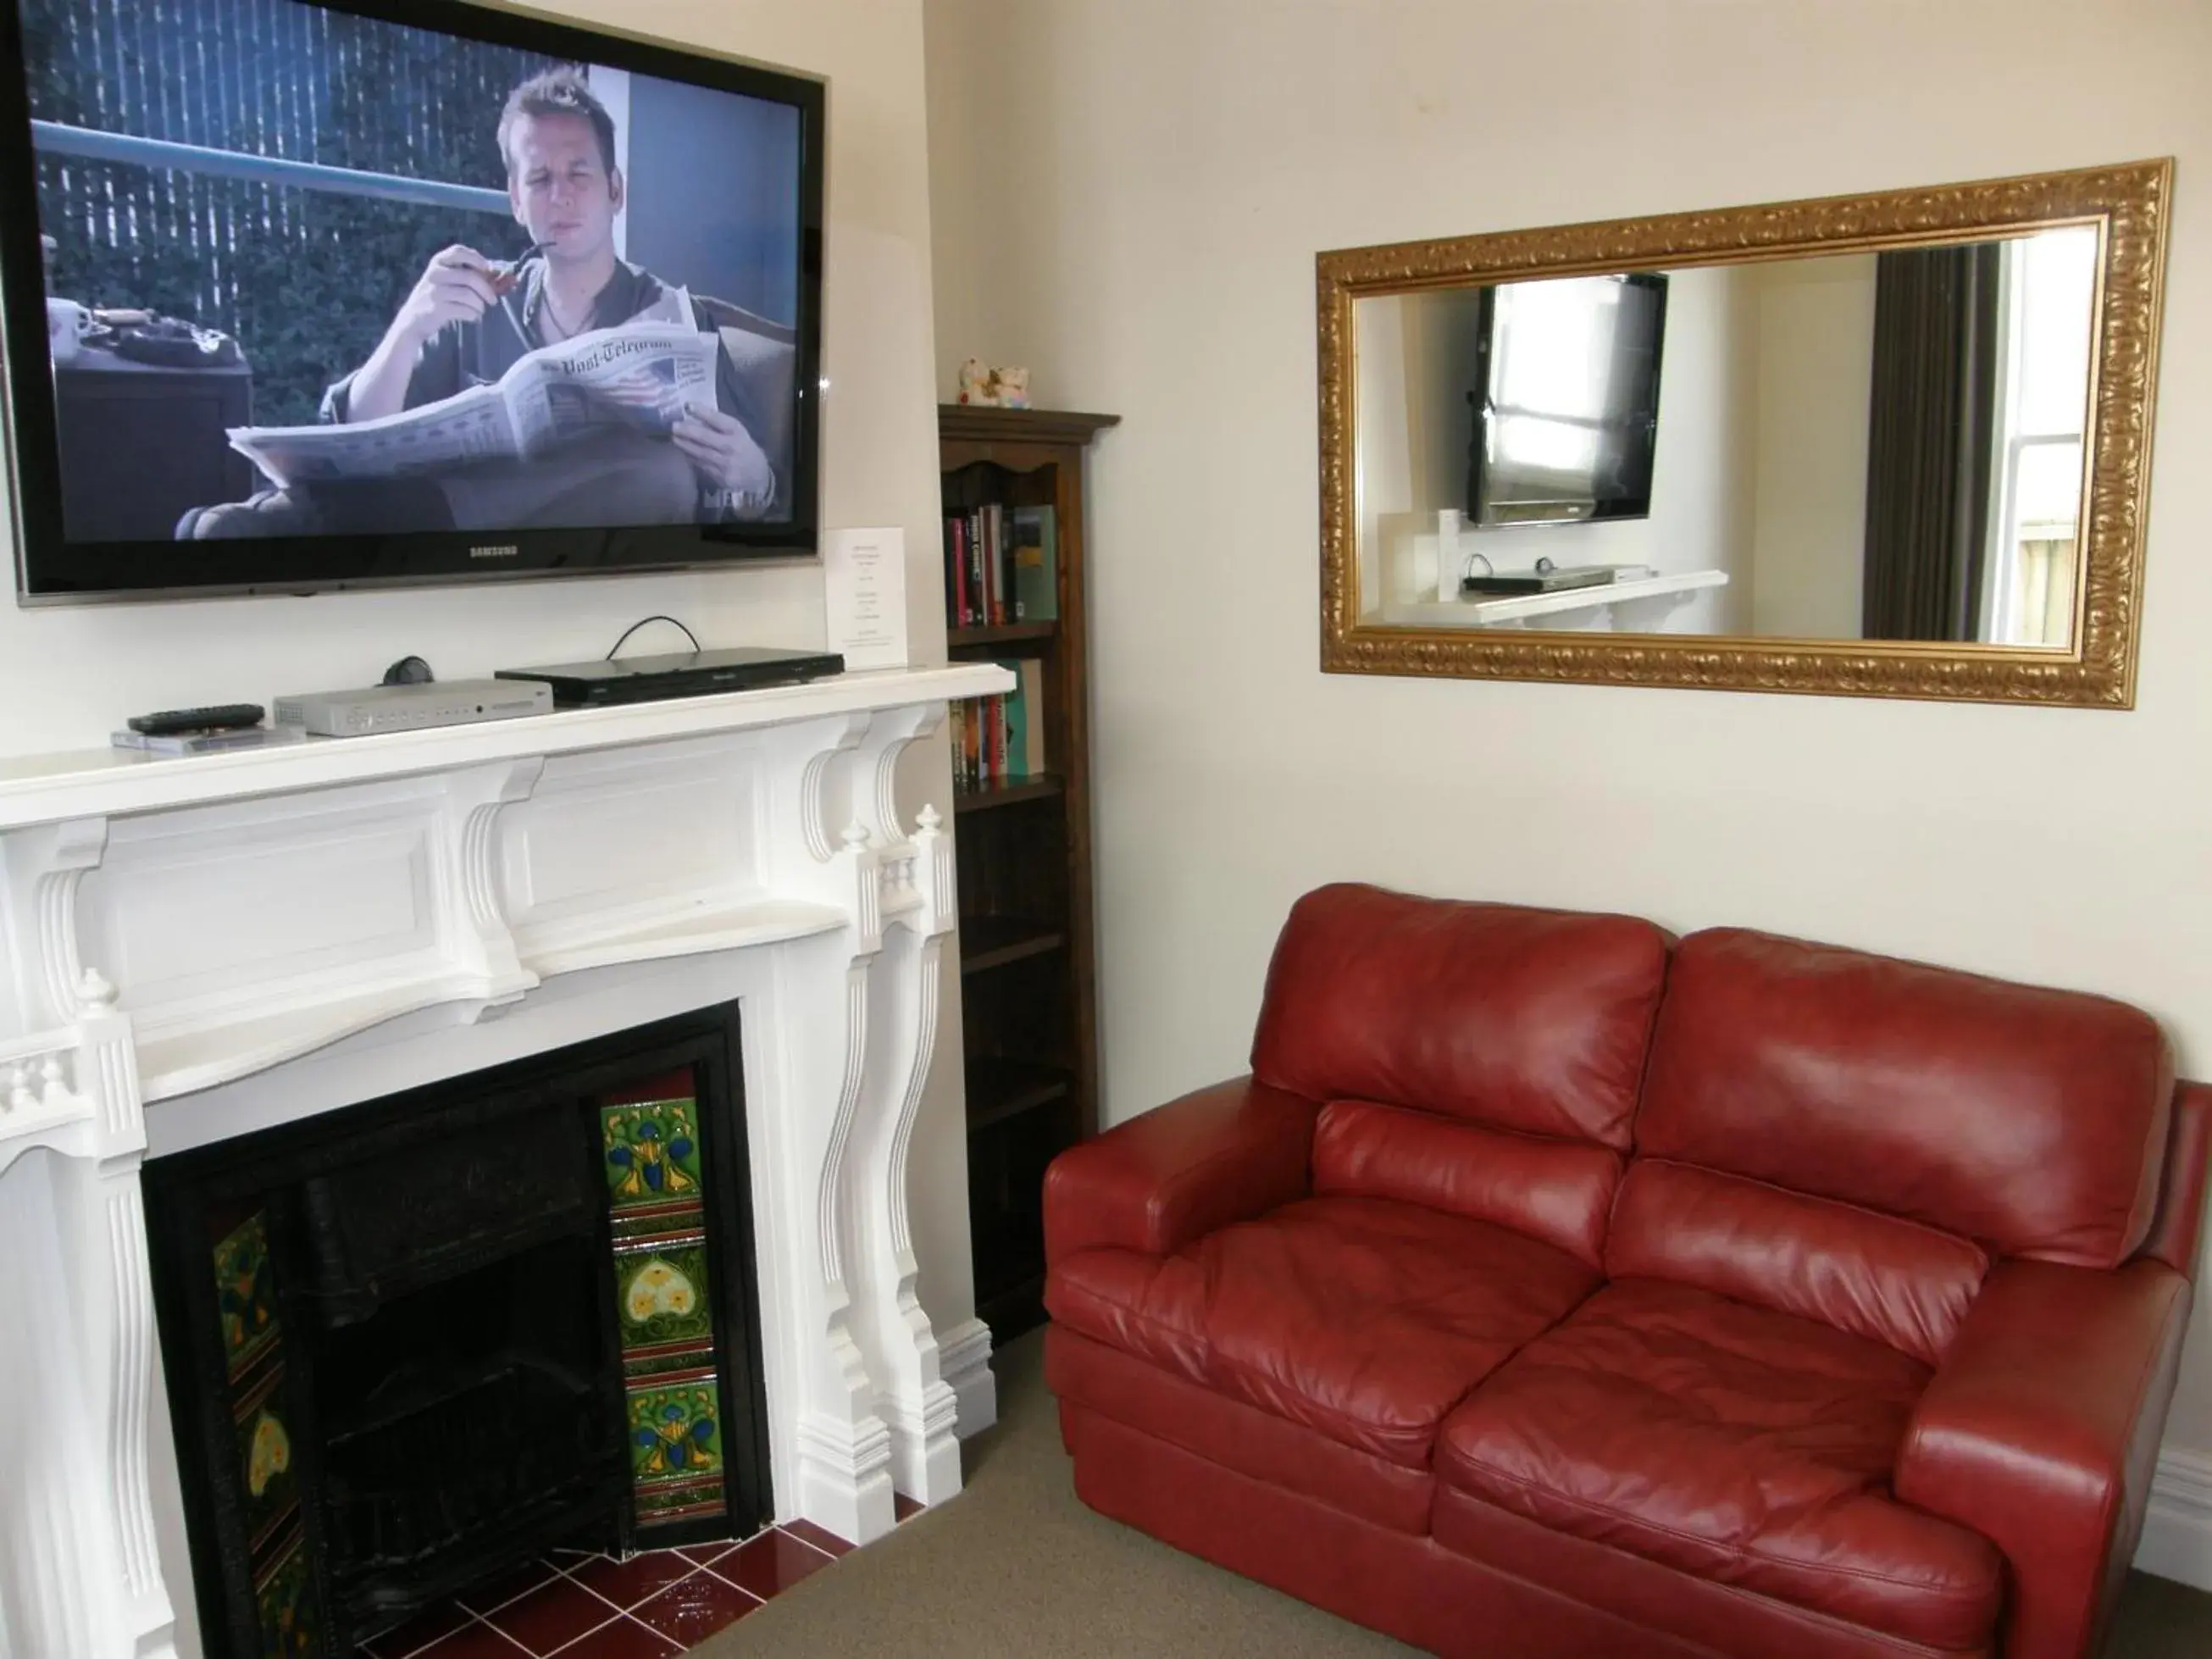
top-left (993, 365), bottom-right (1031, 408)
top-left (957, 357), bottom-right (996, 406)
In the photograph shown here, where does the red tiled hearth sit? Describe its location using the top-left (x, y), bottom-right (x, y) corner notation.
top-left (541, 1619), bottom-right (683, 1658)
top-left (377, 1623), bottom-right (527, 1658)
top-left (777, 1519), bottom-right (853, 1559)
top-left (714, 1529), bottom-right (834, 1601)
top-left (360, 1511), bottom-right (939, 1657)
top-left (561, 1550), bottom-right (701, 1611)
top-left (630, 1570), bottom-right (764, 1647)
top-left (482, 1576), bottom-right (626, 1653)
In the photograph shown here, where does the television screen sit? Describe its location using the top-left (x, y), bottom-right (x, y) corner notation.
top-left (0, 0), bottom-right (823, 601)
top-left (1466, 271), bottom-right (1666, 528)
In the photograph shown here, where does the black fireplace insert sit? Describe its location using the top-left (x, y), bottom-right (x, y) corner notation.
top-left (143, 1003), bottom-right (770, 1659)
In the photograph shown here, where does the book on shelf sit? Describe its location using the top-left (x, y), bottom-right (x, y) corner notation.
top-left (942, 501), bottom-right (1056, 629)
top-left (949, 657), bottom-right (1048, 791)
top-left (948, 514), bottom-right (970, 626)
top-left (1017, 659), bottom-right (1045, 775)
top-left (1001, 665), bottom-right (1027, 780)
top-left (979, 504), bottom-right (999, 625)
top-left (1011, 505), bottom-right (1057, 622)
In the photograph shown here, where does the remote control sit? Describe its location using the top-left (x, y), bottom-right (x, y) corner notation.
top-left (126, 703), bottom-right (265, 736)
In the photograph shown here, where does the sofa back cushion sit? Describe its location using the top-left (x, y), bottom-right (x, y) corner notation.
top-left (1639, 929), bottom-right (2174, 1271)
top-left (1252, 884), bottom-right (1671, 1153)
top-left (1315, 1100), bottom-right (1620, 1268)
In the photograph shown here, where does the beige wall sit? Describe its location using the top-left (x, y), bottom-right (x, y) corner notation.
top-left (1744, 254), bottom-right (1878, 636)
top-left (923, 0), bottom-right (2212, 1461)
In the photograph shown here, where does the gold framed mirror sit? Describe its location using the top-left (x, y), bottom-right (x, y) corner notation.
top-left (1317, 160), bottom-right (2171, 706)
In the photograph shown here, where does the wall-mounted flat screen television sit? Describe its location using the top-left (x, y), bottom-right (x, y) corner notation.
top-left (0, 0), bottom-right (823, 602)
top-left (1466, 271), bottom-right (1666, 529)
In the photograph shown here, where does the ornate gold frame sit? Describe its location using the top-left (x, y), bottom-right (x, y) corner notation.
top-left (1317, 160), bottom-right (2172, 707)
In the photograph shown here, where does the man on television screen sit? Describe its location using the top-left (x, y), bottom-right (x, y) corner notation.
top-left (185, 68), bottom-right (786, 538)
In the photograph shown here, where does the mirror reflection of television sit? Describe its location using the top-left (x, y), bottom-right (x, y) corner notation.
top-left (1466, 271), bottom-right (1666, 528)
top-left (0, 0), bottom-right (823, 602)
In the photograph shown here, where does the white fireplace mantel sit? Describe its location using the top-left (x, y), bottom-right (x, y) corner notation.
top-left (0, 662), bottom-right (1012, 1659)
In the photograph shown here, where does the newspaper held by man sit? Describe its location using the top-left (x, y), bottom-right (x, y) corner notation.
top-left (227, 286), bottom-right (719, 488)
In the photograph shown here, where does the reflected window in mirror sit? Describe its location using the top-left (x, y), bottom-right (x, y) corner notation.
top-left (1985, 225), bottom-right (2098, 647)
top-left (1862, 225), bottom-right (2098, 647)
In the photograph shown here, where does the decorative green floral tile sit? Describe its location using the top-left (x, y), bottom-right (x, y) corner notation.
top-left (252, 1532), bottom-right (318, 1659)
top-left (628, 1377), bottom-right (723, 1487)
top-left (614, 1239), bottom-right (715, 1353)
top-left (233, 1370), bottom-right (297, 1551)
top-left (602, 1097), bottom-right (705, 1208)
top-left (211, 1212), bottom-right (280, 1381)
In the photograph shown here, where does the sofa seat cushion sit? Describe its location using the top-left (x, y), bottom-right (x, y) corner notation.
top-left (1045, 1324), bottom-right (1436, 1534)
top-left (1435, 1279), bottom-right (2003, 1651)
top-left (1192, 1194), bottom-right (1602, 1468)
top-left (1045, 1246), bottom-right (1211, 1384)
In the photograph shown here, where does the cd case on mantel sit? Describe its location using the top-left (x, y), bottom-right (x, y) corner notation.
top-left (111, 726), bottom-right (306, 757)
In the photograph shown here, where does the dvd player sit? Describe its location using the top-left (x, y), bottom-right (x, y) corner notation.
top-left (1461, 567), bottom-right (1616, 596)
top-left (274, 677), bottom-right (553, 735)
top-left (494, 646), bottom-right (845, 709)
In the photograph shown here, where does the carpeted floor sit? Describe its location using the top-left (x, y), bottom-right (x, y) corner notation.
top-left (698, 1331), bottom-right (2212, 1658)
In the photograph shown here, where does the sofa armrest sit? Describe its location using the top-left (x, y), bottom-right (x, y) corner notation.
top-left (1893, 1257), bottom-right (2193, 1659)
top-left (2139, 1079), bottom-right (2212, 1279)
top-left (1042, 1075), bottom-right (1318, 1265)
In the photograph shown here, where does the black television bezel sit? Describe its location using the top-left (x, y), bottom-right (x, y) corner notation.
top-left (1466, 269), bottom-right (1668, 529)
top-left (0, 0), bottom-right (826, 605)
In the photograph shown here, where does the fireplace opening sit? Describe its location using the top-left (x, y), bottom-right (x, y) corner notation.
top-left (316, 1238), bottom-right (618, 1618)
top-left (145, 1005), bottom-right (768, 1659)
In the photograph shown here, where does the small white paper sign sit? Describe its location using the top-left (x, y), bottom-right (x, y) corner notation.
top-left (823, 526), bottom-right (910, 671)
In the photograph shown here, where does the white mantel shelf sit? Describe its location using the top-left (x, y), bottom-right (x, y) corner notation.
top-left (0, 663), bottom-right (1012, 830)
top-left (1378, 569), bottom-right (1730, 630)
top-left (0, 659), bottom-right (1015, 1659)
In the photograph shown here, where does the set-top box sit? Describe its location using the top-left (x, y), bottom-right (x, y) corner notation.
top-left (273, 678), bottom-right (553, 737)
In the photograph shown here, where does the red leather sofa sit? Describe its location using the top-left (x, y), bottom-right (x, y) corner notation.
top-left (1041, 885), bottom-right (2211, 1659)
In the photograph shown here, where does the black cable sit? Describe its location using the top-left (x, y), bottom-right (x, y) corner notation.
top-left (605, 615), bottom-right (701, 661)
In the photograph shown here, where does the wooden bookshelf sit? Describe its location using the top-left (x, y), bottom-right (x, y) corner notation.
top-left (939, 403), bottom-right (1117, 1340)
top-left (964, 1056), bottom-right (1076, 1134)
top-left (958, 918), bottom-right (1067, 976)
top-left (948, 622), bottom-right (1057, 647)
top-left (952, 773), bottom-right (1065, 815)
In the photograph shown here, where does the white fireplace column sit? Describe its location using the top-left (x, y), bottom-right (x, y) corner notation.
top-left (0, 663), bottom-right (1010, 1659)
top-left (0, 985), bottom-right (169, 1659)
